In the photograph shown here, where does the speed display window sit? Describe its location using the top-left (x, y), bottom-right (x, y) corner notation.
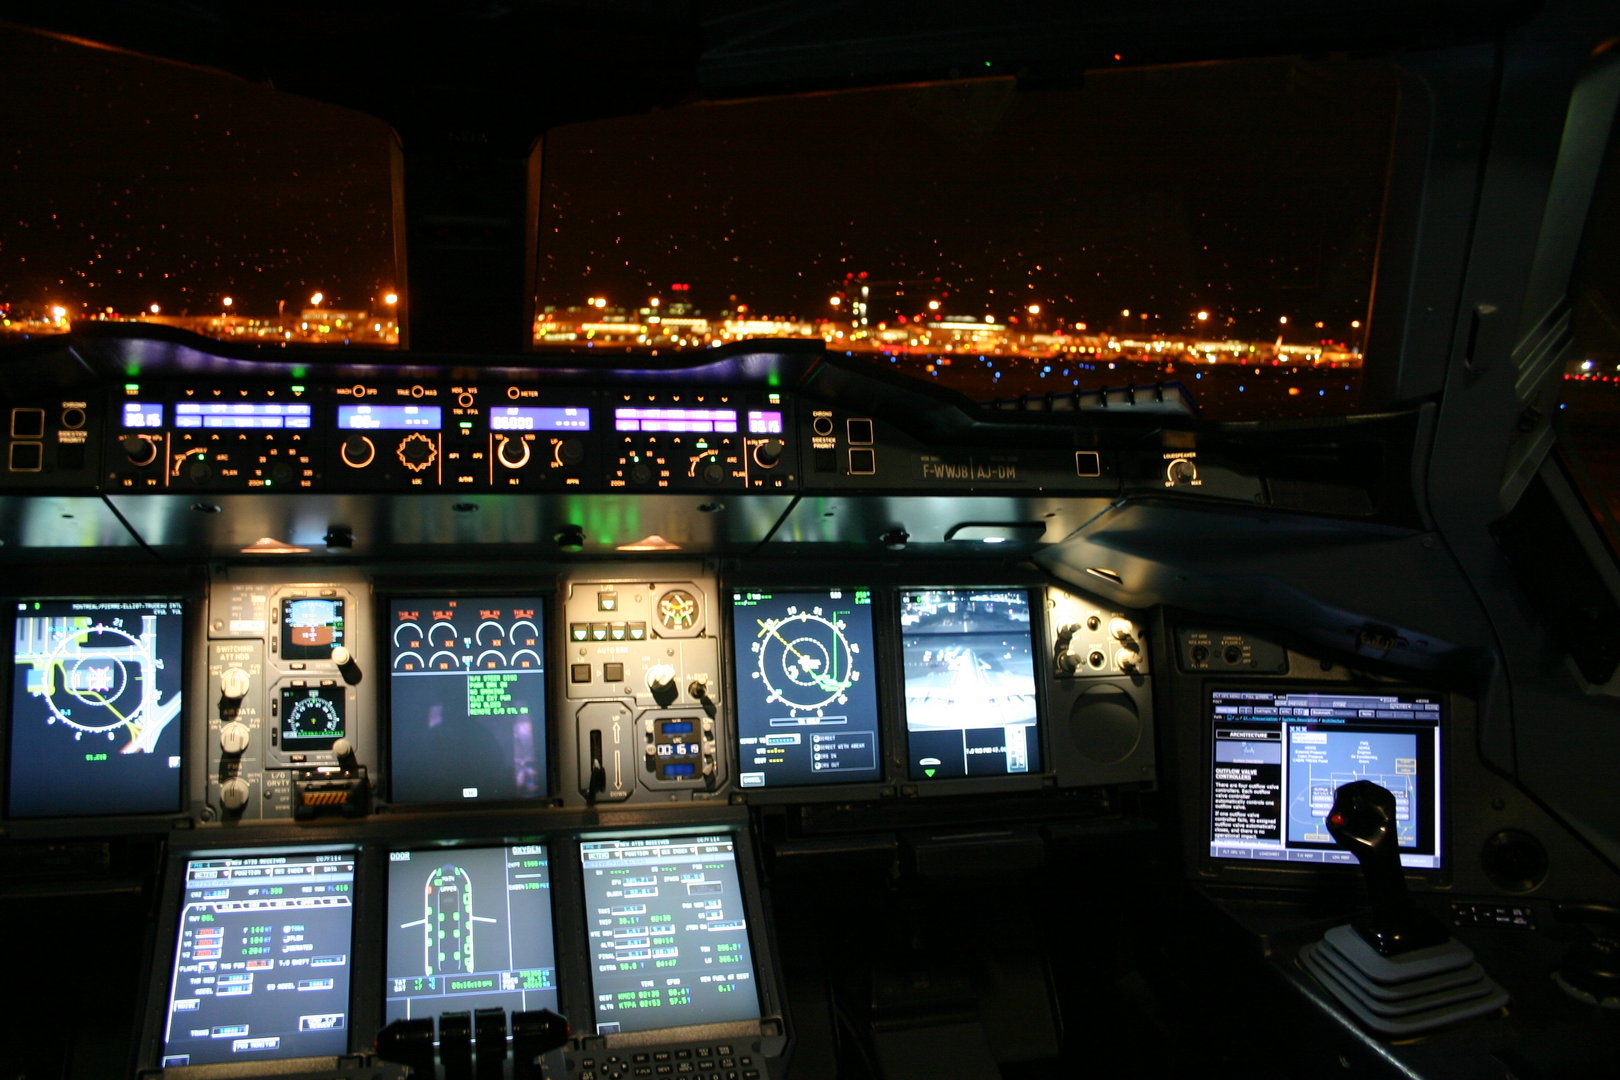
top-left (730, 588), bottom-right (882, 787)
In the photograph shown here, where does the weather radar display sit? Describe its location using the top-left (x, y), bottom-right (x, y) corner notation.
top-left (8, 598), bottom-right (184, 817)
top-left (731, 588), bottom-right (881, 787)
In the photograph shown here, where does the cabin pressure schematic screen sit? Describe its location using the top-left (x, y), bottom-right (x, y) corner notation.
top-left (161, 853), bottom-right (355, 1068)
top-left (388, 597), bottom-right (548, 802)
top-left (731, 587), bottom-right (881, 787)
top-left (384, 845), bottom-right (559, 1022)
top-left (1208, 689), bottom-right (1444, 870)
top-left (8, 598), bottom-right (183, 817)
top-left (580, 835), bottom-right (762, 1034)
top-left (901, 589), bottom-right (1040, 780)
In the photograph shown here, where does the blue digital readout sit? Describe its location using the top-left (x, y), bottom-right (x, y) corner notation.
top-left (122, 402), bottom-right (165, 428)
top-left (747, 410), bottom-right (784, 434)
top-left (489, 407), bottom-right (590, 432)
top-left (337, 405), bottom-right (442, 430)
top-left (175, 402), bottom-right (312, 429)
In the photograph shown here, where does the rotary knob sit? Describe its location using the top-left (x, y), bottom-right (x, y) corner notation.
top-left (497, 435), bottom-right (531, 469)
top-left (702, 461), bottom-right (725, 484)
top-left (1166, 458), bottom-right (1198, 486)
top-left (557, 438), bottom-right (585, 465)
top-left (185, 457), bottom-right (213, 482)
top-left (629, 461), bottom-right (654, 485)
top-left (341, 435), bottom-right (376, 468)
top-left (752, 439), bottom-right (785, 469)
top-left (396, 432), bottom-right (437, 472)
top-left (121, 435), bottom-right (158, 467)
top-left (219, 720), bottom-right (251, 755)
top-left (220, 776), bottom-right (251, 811)
top-left (220, 666), bottom-right (251, 702)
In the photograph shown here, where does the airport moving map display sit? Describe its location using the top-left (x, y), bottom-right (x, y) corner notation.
top-left (8, 598), bottom-right (183, 816)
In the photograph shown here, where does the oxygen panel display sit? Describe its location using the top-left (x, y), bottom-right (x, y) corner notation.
top-left (384, 845), bottom-right (559, 1022)
top-left (388, 597), bottom-right (547, 802)
top-left (731, 587), bottom-right (881, 787)
top-left (8, 598), bottom-right (183, 817)
top-left (900, 588), bottom-right (1040, 781)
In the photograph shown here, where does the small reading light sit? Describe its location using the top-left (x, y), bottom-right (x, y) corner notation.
top-left (945, 522), bottom-right (1045, 544)
top-left (617, 534), bottom-right (681, 552)
top-left (240, 536), bottom-right (312, 555)
top-left (1085, 567), bottom-right (1123, 585)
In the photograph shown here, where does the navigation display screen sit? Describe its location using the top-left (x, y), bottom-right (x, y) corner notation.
top-left (280, 598), bottom-right (345, 661)
top-left (384, 845), bottom-right (559, 1023)
top-left (900, 588), bottom-right (1040, 780)
top-left (731, 587), bottom-right (881, 788)
top-left (388, 597), bottom-right (547, 802)
top-left (580, 834), bottom-right (762, 1035)
top-left (8, 598), bottom-right (183, 817)
top-left (1208, 689), bottom-right (1444, 870)
top-left (160, 852), bottom-right (355, 1068)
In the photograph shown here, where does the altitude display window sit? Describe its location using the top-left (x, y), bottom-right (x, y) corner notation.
top-left (730, 587), bottom-right (882, 787)
top-left (388, 597), bottom-right (548, 802)
top-left (901, 588), bottom-right (1041, 780)
top-left (8, 598), bottom-right (183, 817)
top-left (384, 845), bottom-right (559, 1023)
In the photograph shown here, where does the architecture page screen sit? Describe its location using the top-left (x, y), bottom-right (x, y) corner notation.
top-left (1209, 689), bottom-right (1444, 870)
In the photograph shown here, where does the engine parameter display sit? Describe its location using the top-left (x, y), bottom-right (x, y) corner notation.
top-left (8, 598), bottom-right (183, 817)
top-left (731, 587), bottom-right (881, 788)
top-left (388, 597), bottom-right (547, 802)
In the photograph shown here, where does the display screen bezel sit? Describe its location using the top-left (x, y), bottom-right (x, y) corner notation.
top-left (898, 586), bottom-right (1044, 783)
top-left (1202, 683), bottom-right (1448, 876)
top-left (729, 585), bottom-right (885, 790)
top-left (5, 595), bottom-right (186, 820)
top-left (383, 593), bottom-right (553, 806)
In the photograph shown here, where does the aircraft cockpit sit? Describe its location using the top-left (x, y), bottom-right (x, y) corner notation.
top-left (1, 2), bottom-right (1618, 1078)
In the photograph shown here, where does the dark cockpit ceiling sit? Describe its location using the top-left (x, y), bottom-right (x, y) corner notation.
top-left (2, 2), bottom-right (1620, 1080)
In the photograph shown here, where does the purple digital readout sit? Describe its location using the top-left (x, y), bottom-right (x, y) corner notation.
top-left (337, 405), bottom-right (442, 430)
top-left (615, 407), bottom-right (739, 434)
top-left (122, 402), bottom-right (165, 428)
top-left (175, 402), bottom-right (312, 429)
top-left (489, 406), bottom-right (591, 432)
top-left (747, 410), bottom-right (784, 434)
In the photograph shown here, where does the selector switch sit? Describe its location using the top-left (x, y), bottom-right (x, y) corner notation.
top-left (219, 777), bottom-right (251, 811)
top-left (220, 666), bottom-right (251, 702)
top-left (219, 720), bottom-right (251, 755)
top-left (122, 435), bottom-right (159, 468)
top-left (331, 645), bottom-right (363, 685)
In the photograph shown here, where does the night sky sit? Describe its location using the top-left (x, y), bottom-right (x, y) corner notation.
top-left (4, 26), bottom-right (1396, 341)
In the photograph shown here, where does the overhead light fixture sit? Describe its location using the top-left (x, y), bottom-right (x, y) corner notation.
top-left (944, 522), bottom-right (1046, 544)
top-left (1085, 567), bottom-right (1123, 585)
top-left (240, 536), bottom-right (311, 555)
top-left (617, 534), bottom-right (681, 552)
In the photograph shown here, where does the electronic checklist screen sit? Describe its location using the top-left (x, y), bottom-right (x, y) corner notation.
top-left (384, 844), bottom-right (559, 1022)
top-left (579, 834), bottom-right (762, 1034)
top-left (160, 852), bottom-right (355, 1068)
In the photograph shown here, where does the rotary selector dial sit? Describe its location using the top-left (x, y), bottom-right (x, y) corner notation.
top-left (219, 776), bottom-right (251, 811)
top-left (220, 666), bottom-right (251, 702)
top-left (341, 435), bottom-right (376, 468)
top-left (496, 435), bottom-right (532, 469)
top-left (396, 432), bottom-right (437, 472)
top-left (1165, 458), bottom-right (1198, 486)
top-left (121, 435), bottom-right (159, 467)
top-left (219, 720), bottom-right (251, 755)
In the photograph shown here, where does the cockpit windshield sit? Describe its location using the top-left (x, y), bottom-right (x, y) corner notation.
top-left (3, 27), bottom-right (1399, 421)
